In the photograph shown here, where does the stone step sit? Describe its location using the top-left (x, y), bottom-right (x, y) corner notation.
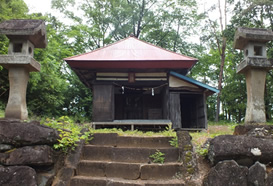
top-left (81, 145), bottom-right (179, 163)
top-left (90, 133), bottom-right (174, 148)
top-left (76, 161), bottom-right (183, 180)
top-left (70, 176), bottom-right (185, 186)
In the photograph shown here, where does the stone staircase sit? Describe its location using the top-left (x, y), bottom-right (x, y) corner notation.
top-left (70, 133), bottom-right (186, 186)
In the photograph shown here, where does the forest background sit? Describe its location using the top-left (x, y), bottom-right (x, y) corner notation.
top-left (0, 0), bottom-right (273, 123)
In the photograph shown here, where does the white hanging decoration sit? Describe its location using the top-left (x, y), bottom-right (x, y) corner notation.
top-left (152, 88), bottom-right (154, 96)
top-left (122, 86), bottom-right (124, 94)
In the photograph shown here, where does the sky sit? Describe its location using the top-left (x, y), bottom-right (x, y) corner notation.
top-left (24, 0), bottom-right (52, 14)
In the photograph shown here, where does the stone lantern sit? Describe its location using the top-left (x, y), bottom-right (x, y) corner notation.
top-left (234, 27), bottom-right (273, 123)
top-left (0, 19), bottom-right (47, 120)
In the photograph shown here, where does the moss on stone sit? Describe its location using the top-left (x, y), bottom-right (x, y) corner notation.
top-left (183, 145), bottom-right (193, 151)
top-left (185, 156), bottom-right (192, 163)
top-left (187, 167), bottom-right (195, 174)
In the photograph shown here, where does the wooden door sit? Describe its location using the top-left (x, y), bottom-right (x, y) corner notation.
top-left (92, 84), bottom-right (114, 121)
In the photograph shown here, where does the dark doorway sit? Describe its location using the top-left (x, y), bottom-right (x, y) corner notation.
top-left (180, 94), bottom-right (205, 128)
top-left (115, 86), bottom-right (165, 120)
top-left (124, 95), bottom-right (143, 119)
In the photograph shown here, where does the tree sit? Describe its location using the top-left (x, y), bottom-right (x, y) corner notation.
top-left (51, 0), bottom-right (200, 53)
top-left (231, 0), bottom-right (273, 121)
top-left (0, 0), bottom-right (29, 110)
top-left (25, 14), bottom-right (92, 120)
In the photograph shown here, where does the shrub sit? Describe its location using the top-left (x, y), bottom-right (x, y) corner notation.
top-left (149, 150), bottom-right (165, 164)
top-left (42, 116), bottom-right (93, 153)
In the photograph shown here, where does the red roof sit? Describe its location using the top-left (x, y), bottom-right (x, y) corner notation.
top-left (65, 36), bottom-right (198, 70)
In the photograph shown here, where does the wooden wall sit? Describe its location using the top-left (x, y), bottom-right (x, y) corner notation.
top-left (92, 84), bottom-right (114, 121)
top-left (169, 93), bottom-right (181, 129)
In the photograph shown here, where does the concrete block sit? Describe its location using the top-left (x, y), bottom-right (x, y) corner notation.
top-left (141, 164), bottom-right (181, 180)
top-left (77, 161), bottom-right (106, 177)
top-left (106, 162), bottom-right (140, 180)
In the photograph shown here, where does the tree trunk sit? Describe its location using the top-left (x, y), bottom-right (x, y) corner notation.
top-left (215, 0), bottom-right (227, 122)
top-left (215, 37), bottom-right (226, 122)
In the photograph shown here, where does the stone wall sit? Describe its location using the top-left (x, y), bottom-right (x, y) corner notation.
top-left (0, 119), bottom-right (61, 186)
top-left (204, 124), bottom-right (273, 185)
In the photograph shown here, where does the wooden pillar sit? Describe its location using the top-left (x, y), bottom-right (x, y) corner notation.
top-left (162, 86), bottom-right (169, 119)
top-left (92, 84), bottom-right (114, 122)
top-left (169, 93), bottom-right (181, 129)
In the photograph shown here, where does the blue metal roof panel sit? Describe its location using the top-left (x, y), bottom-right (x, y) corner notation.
top-left (170, 71), bottom-right (220, 94)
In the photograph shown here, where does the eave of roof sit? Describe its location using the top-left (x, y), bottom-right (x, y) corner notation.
top-left (65, 36), bottom-right (198, 70)
top-left (170, 71), bottom-right (219, 94)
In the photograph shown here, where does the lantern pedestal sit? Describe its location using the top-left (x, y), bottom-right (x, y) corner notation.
top-left (244, 68), bottom-right (266, 123)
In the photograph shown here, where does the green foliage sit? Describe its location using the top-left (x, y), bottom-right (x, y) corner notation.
top-left (1, 0), bottom-right (273, 123)
top-left (0, 109), bottom-right (4, 118)
top-left (89, 127), bottom-right (176, 137)
top-left (24, 14), bottom-right (92, 120)
top-left (54, 128), bottom-right (80, 153)
top-left (169, 136), bottom-right (178, 148)
top-left (0, 0), bottom-right (28, 22)
top-left (195, 145), bottom-right (209, 157)
top-left (52, 0), bottom-right (200, 55)
top-left (149, 150), bottom-right (165, 164)
top-left (41, 116), bottom-right (74, 129)
top-left (42, 116), bottom-right (93, 153)
top-left (190, 124), bottom-right (234, 147)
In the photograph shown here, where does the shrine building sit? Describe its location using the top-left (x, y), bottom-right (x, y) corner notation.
top-left (65, 35), bottom-right (219, 130)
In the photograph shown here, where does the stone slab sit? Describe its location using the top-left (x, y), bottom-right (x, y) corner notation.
top-left (70, 176), bottom-right (185, 186)
top-left (82, 145), bottom-right (112, 161)
top-left (0, 166), bottom-right (38, 186)
top-left (203, 160), bottom-right (248, 186)
top-left (108, 181), bottom-right (144, 186)
top-left (0, 55), bottom-right (40, 72)
top-left (140, 163), bottom-right (182, 180)
top-left (236, 58), bottom-right (273, 74)
top-left (117, 136), bottom-right (173, 148)
top-left (1, 145), bottom-right (54, 166)
top-left (112, 147), bottom-right (179, 163)
top-left (234, 27), bottom-right (273, 49)
top-left (82, 145), bottom-right (179, 163)
top-left (247, 161), bottom-right (266, 186)
top-left (77, 161), bottom-right (106, 177)
top-left (208, 135), bottom-right (273, 166)
top-left (0, 120), bottom-right (58, 146)
top-left (0, 19), bottom-right (47, 48)
top-left (0, 144), bottom-right (13, 152)
top-left (234, 124), bottom-right (273, 138)
top-left (89, 133), bottom-right (118, 146)
top-left (106, 162), bottom-right (140, 180)
top-left (70, 176), bottom-right (107, 186)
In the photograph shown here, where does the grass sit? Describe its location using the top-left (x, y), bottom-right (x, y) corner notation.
top-left (0, 109), bottom-right (4, 118)
top-left (23, 115), bottom-right (239, 147)
top-left (88, 122), bottom-right (236, 147)
top-left (89, 126), bottom-right (176, 137)
top-left (41, 116), bottom-right (235, 147)
top-left (190, 123), bottom-right (235, 147)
